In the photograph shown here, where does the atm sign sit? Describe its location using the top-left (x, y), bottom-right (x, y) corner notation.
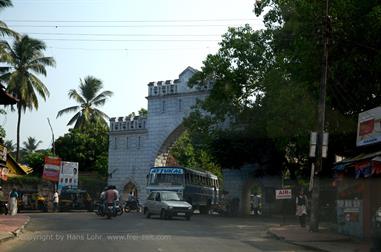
top-left (275, 189), bottom-right (292, 200)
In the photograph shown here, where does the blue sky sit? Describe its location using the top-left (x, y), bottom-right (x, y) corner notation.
top-left (1, 0), bottom-right (265, 149)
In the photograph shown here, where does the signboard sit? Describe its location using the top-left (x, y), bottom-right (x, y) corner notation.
top-left (0, 167), bottom-right (8, 181)
top-left (150, 168), bottom-right (184, 174)
top-left (42, 156), bottom-right (61, 182)
top-left (58, 161), bottom-right (79, 192)
top-left (275, 189), bottom-right (292, 200)
top-left (357, 107), bottom-right (381, 146)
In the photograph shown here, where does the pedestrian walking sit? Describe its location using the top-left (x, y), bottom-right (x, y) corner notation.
top-left (8, 188), bottom-right (18, 216)
top-left (53, 191), bottom-right (59, 212)
top-left (252, 192), bottom-right (261, 215)
top-left (296, 189), bottom-right (308, 227)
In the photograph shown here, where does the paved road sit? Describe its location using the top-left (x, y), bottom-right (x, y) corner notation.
top-left (0, 212), bottom-right (316, 252)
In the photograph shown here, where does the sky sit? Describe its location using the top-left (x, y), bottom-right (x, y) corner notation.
top-left (1, 0), bottom-right (265, 149)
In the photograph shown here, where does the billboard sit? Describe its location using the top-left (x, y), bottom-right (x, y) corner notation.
top-left (42, 156), bottom-right (61, 182)
top-left (58, 161), bottom-right (79, 192)
top-left (357, 107), bottom-right (381, 146)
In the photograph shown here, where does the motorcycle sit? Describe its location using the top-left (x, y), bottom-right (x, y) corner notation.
top-left (106, 203), bottom-right (114, 219)
top-left (0, 201), bottom-right (8, 215)
top-left (124, 200), bottom-right (141, 213)
top-left (96, 200), bottom-right (123, 218)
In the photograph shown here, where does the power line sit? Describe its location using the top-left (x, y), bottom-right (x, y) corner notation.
top-left (5, 18), bottom-right (262, 23)
top-left (9, 24), bottom-right (256, 28)
top-left (48, 46), bottom-right (212, 51)
top-left (26, 32), bottom-right (222, 37)
top-left (41, 38), bottom-right (220, 42)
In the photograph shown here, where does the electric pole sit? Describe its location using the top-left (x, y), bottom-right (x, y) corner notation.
top-left (47, 118), bottom-right (55, 156)
top-left (309, 0), bottom-right (330, 232)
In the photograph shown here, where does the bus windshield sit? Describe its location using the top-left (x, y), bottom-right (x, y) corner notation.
top-left (148, 173), bottom-right (184, 186)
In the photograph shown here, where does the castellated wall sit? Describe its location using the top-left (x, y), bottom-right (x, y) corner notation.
top-left (108, 67), bottom-right (210, 202)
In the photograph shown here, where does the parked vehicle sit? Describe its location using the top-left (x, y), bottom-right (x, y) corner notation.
top-left (0, 201), bottom-right (8, 214)
top-left (144, 191), bottom-right (192, 220)
top-left (17, 190), bottom-right (48, 212)
top-left (59, 189), bottom-right (93, 212)
top-left (146, 166), bottom-right (219, 214)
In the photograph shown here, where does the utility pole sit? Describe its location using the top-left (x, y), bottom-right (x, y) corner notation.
top-left (309, 0), bottom-right (330, 232)
top-left (47, 118), bottom-right (55, 156)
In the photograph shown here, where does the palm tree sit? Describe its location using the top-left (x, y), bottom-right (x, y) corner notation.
top-left (0, 0), bottom-right (18, 37)
top-left (23, 136), bottom-right (42, 153)
top-left (0, 35), bottom-right (55, 161)
top-left (56, 76), bottom-right (113, 129)
top-left (4, 139), bottom-right (14, 152)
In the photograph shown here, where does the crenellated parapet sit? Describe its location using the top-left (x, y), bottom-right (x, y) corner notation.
top-left (110, 116), bottom-right (147, 132)
top-left (147, 79), bottom-right (180, 97)
top-left (147, 66), bottom-right (212, 97)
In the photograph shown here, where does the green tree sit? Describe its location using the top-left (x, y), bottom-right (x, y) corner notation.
top-left (54, 124), bottom-right (109, 176)
top-left (138, 108), bottom-right (148, 117)
top-left (4, 139), bottom-right (15, 152)
top-left (22, 136), bottom-right (42, 153)
top-left (169, 131), bottom-right (222, 178)
top-left (0, 35), bottom-right (55, 161)
top-left (22, 149), bottom-right (52, 176)
top-left (0, 0), bottom-right (18, 37)
top-left (56, 76), bottom-right (113, 129)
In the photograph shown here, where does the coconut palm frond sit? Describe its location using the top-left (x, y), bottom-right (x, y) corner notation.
top-left (57, 106), bottom-right (80, 118)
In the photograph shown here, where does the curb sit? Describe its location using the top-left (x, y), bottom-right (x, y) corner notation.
top-left (267, 229), bottom-right (328, 252)
top-left (0, 216), bottom-right (30, 244)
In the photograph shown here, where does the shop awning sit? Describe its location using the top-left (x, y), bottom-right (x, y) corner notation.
top-left (334, 150), bottom-right (381, 178)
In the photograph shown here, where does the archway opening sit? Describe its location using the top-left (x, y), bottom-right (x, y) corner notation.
top-left (154, 124), bottom-right (185, 167)
top-left (123, 182), bottom-right (138, 200)
top-left (241, 178), bottom-right (263, 216)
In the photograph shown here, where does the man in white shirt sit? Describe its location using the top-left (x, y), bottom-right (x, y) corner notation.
top-left (53, 191), bottom-right (59, 212)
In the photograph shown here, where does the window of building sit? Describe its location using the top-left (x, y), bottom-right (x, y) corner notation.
top-left (162, 100), bottom-right (166, 113)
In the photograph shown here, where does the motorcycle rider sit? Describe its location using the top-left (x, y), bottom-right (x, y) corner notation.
top-left (105, 185), bottom-right (118, 213)
top-left (98, 187), bottom-right (108, 215)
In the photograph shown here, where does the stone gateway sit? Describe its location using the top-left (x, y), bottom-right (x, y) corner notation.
top-left (108, 67), bottom-right (210, 203)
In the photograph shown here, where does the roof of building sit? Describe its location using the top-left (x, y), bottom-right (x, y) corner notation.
top-left (0, 84), bottom-right (18, 105)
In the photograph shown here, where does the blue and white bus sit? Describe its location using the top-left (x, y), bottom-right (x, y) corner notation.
top-left (146, 166), bottom-right (220, 213)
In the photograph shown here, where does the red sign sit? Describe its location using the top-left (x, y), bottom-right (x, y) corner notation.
top-left (42, 156), bottom-right (61, 182)
top-left (359, 119), bottom-right (374, 136)
top-left (275, 189), bottom-right (292, 199)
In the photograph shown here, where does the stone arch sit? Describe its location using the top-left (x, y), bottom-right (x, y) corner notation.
top-left (241, 177), bottom-right (263, 215)
top-left (122, 179), bottom-right (140, 200)
top-left (153, 123), bottom-right (186, 167)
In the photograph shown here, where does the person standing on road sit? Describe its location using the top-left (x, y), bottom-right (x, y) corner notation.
top-left (253, 193), bottom-right (261, 215)
top-left (296, 189), bottom-right (308, 227)
top-left (53, 191), bottom-right (59, 212)
top-left (8, 188), bottom-right (18, 215)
